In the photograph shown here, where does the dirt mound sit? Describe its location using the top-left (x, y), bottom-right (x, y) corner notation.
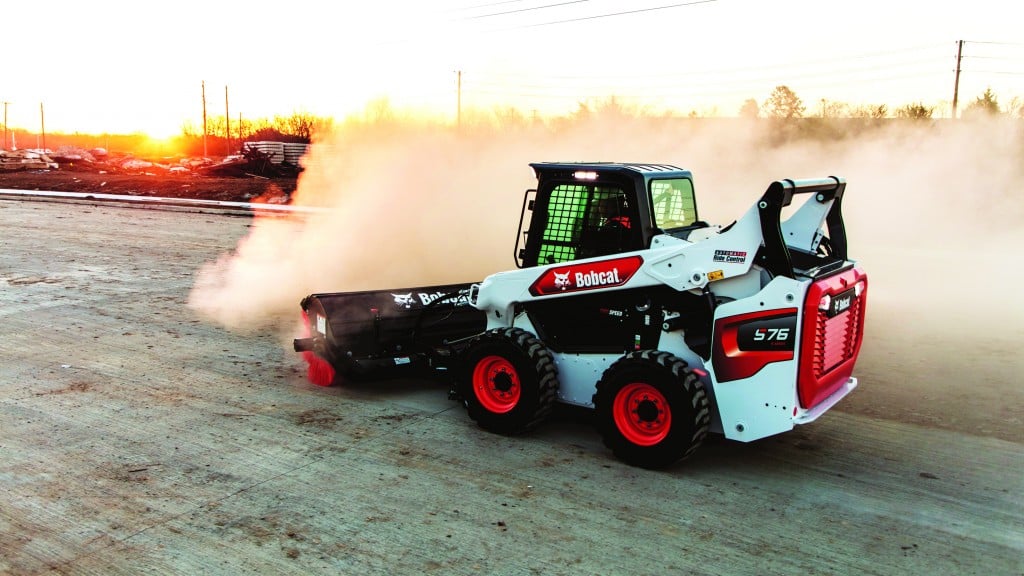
top-left (0, 168), bottom-right (296, 203)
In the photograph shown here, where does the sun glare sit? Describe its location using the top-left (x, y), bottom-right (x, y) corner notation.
top-left (134, 134), bottom-right (185, 157)
top-left (138, 118), bottom-right (187, 141)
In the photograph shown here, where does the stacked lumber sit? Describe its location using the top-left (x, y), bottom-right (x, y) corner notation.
top-left (0, 149), bottom-right (58, 171)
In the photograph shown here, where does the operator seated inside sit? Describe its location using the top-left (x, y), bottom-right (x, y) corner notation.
top-left (579, 193), bottom-right (641, 258)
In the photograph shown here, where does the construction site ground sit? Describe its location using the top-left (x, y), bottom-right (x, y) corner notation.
top-left (0, 194), bottom-right (1021, 575)
top-left (0, 167), bottom-right (296, 203)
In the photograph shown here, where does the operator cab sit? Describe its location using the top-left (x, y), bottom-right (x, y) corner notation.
top-left (516, 162), bottom-right (701, 268)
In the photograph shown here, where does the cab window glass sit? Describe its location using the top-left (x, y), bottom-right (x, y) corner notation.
top-left (649, 178), bottom-right (696, 229)
top-left (535, 183), bottom-right (629, 264)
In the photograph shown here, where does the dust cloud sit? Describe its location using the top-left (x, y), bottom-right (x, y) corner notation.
top-left (187, 113), bottom-right (1024, 342)
top-left (185, 110), bottom-right (1023, 440)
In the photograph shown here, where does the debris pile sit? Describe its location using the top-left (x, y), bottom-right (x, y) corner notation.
top-left (0, 149), bottom-right (59, 171)
top-left (195, 146), bottom-right (302, 178)
top-left (50, 145), bottom-right (100, 163)
top-left (1, 143), bottom-right (305, 179)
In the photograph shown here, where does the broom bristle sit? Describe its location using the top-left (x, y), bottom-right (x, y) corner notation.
top-left (299, 311), bottom-right (336, 387)
top-left (303, 351), bottom-right (336, 387)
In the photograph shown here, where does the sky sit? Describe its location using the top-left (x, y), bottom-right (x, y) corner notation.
top-left (3, 0), bottom-right (1023, 138)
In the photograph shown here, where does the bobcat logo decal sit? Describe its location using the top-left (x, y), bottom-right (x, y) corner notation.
top-left (528, 255), bottom-right (644, 297)
top-left (553, 271), bottom-right (572, 290)
top-left (392, 293), bottom-right (415, 308)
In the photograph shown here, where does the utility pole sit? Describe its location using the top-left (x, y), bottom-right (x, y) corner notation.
top-left (952, 40), bottom-right (964, 119)
top-left (224, 85), bottom-right (231, 155)
top-left (202, 81), bottom-right (208, 157)
top-left (39, 102), bottom-right (45, 152)
top-left (2, 101), bottom-right (9, 150)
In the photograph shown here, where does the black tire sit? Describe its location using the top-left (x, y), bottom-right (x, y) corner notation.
top-left (457, 327), bottom-right (559, 435)
top-left (593, 350), bottom-right (710, 469)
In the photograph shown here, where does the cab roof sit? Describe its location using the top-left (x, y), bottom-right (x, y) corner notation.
top-left (529, 162), bottom-right (693, 182)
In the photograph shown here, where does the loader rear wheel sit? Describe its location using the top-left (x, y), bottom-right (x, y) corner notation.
top-left (593, 350), bottom-right (710, 469)
top-left (459, 328), bottom-right (559, 435)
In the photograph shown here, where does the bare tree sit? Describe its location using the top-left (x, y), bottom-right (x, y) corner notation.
top-left (364, 97), bottom-right (396, 124)
top-left (1009, 96), bottom-right (1024, 119)
top-left (818, 99), bottom-right (847, 118)
top-left (849, 104), bottom-right (888, 119)
top-left (739, 98), bottom-right (760, 119)
top-left (279, 111), bottom-right (318, 142)
top-left (763, 85), bottom-right (805, 119)
top-left (895, 102), bottom-right (934, 119)
top-left (493, 106), bottom-right (527, 129)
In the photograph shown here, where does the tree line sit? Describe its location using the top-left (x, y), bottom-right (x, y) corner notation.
top-left (748, 85), bottom-right (1017, 120)
top-left (4, 85), bottom-right (1015, 159)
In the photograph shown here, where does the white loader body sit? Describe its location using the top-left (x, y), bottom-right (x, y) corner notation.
top-left (470, 180), bottom-right (866, 443)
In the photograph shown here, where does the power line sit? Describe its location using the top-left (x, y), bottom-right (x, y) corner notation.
top-left (464, 60), bottom-right (949, 99)
top-left (464, 66), bottom-right (950, 102)
top-left (445, 0), bottom-right (528, 11)
top-left (459, 46), bottom-right (966, 113)
top-left (465, 42), bottom-right (951, 83)
top-left (452, 35), bottom-right (1020, 117)
top-left (966, 70), bottom-right (1024, 76)
top-left (461, 0), bottom-right (592, 20)
top-left (964, 40), bottom-right (1024, 47)
top-left (482, 0), bottom-right (717, 30)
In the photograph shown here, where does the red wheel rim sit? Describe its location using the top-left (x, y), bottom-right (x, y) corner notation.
top-left (472, 355), bottom-right (521, 414)
top-left (613, 382), bottom-right (672, 446)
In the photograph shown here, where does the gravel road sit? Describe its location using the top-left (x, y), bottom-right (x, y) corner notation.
top-left (1, 197), bottom-right (1020, 575)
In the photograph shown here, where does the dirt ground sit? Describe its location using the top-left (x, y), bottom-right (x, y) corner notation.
top-left (0, 197), bottom-right (1021, 575)
top-left (0, 168), bottom-right (297, 203)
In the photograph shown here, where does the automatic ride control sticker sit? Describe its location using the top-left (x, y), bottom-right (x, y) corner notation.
top-left (713, 249), bottom-right (747, 264)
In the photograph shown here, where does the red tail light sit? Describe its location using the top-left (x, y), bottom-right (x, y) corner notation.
top-left (797, 266), bottom-right (867, 408)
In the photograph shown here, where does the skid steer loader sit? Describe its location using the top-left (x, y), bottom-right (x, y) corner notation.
top-left (293, 162), bottom-right (867, 468)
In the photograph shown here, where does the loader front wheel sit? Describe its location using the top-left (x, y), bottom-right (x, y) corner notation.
top-left (459, 328), bottom-right (559, 435)
top-left (594, 351), bottom-right (710, 469)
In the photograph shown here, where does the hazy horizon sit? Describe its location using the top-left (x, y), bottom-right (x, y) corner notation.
top-left (2, 95), bottom-right (1014, 159)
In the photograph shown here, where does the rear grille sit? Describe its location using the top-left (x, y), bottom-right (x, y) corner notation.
top-left (797, 266), bottom-right (867, 408)
top-left (813, 300), bottom-right (863, 377)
